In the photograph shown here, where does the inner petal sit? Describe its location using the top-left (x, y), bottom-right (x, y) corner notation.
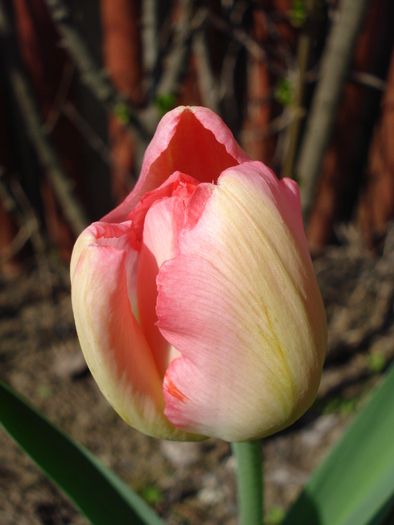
top-left (148, 110), bottom-right (242, 187)
top-left (129, 171), bottom-right (198, 250)
top-left (136, 191), bottom-right (193, 378)
top-left (92, 221), bottom-right (139, 318)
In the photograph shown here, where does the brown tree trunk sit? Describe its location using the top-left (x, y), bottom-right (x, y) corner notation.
top-left (13, 0), bottom-right (83, 259)
top-left (100, 0), bottom-right (144, 203)
top-left (358, 47), bottom-right (394, 246)
top-left (0, 204), bottom-right (20, 277)
top-left (0, 73), bottom-right (20, 276)
top-left (241, 2), bottom-right (295, 169)
top-left (306, 0), bottom-right (394, 254)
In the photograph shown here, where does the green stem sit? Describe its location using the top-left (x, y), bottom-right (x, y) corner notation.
top-left (232, 440), bottom-right (263, 525)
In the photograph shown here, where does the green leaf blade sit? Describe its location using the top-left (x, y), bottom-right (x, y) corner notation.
top-left (283, 363), bottom-right (394, 525)
top-left (0, 379), bottom-right (165, 525)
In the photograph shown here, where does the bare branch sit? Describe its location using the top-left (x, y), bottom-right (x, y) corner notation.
top-left (44, 62), bottom-right (75, 134)
top-left (11, 69), bottom-right (89, 237)
top-left (0, 175), bottom-right (31, 263)
top-left (155, 3), bottom-right (205, 98)
top-left (296, 0), bottom-right (370, 222)
top-left (43, 0), bottom-right (151, 144)
top-left (62, 101), bottom-right (135, 187)
top-left (142, 0), bottom-right (172, 90)
top-left (62, 102), bottom-right (113, 167)
top-left (0, 0), bottom-right (89, 237)
top-left (192, 29), bottom-right (221, 114)
top-left (207, 11), bottom-right (267, 63)
top-left (280, 0), bottom-right (316, 180)
top-left (350, 71), bottom-right (387, 92)
top-left (140, 1), bottom-right (204, 131)
top-left (240, 111), bottom-right (292, 142)
top-left (0, 170), bottom-right (51, 289)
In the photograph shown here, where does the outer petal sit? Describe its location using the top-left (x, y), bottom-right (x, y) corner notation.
top-left (102, 106), bottom-right (250, 223)
top-left (157, 162), bottom-right (327, 442)
top-left (71, 223), bottom-right (202, 440)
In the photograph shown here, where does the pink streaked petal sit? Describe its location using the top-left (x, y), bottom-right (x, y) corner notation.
top-left (157, 162), bottom-right (326, 441)
top-left (136, 194), bottom-right (188, 378)
top-left (102, 107), bottom-right (250, 223)
top-left (71, 221), bottom-right (139, 316)
top-left (158, 253), bottom-right (296, 441)
top-left (71, 230), bottom-right (201, 440)
top-left (184, 183), bottom-right (215, 230)
top-left (130, 171), bottom-right (198, 249)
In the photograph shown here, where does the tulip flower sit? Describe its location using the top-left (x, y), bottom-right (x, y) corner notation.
top-left (71, 106), bottom-right (327, 442)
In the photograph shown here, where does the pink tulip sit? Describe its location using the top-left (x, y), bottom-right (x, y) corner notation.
top-left (71, 106), bottom-right (327, 442)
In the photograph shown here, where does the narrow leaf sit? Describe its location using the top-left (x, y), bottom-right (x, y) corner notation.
top-left (283, 363), bottom-right (394, 525)
top-left (0, 379), bottom-right (165, 525)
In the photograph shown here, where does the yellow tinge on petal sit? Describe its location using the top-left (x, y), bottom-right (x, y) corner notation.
top-left (157, 162), bottom-right (326, 441)
top-left (71, 224), bottom-right (203, 441)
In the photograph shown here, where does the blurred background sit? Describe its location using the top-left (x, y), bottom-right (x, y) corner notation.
top-left (0, 0), bottom-right (393, 524)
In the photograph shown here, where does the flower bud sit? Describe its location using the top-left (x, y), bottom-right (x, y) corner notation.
top-left (71, 106), bottom-right (326, 442)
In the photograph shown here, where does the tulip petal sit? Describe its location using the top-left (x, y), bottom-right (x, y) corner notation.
top-left (135, 171), bottom-right (207, 379)
top-left (157, 162), bottom-right (326, 442)
top-left (102, 106), bottom-right (250, 223)
top-left (130, 171), bottom-right (198, 249)
top-left (136, 194), bottom-right (186, 379)
top-left (71, 224), bottom-right (201, 440)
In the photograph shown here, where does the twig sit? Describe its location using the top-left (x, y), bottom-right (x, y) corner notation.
top-left (140, 1), bottom-right (204, 131)
top-left (296, 0), bottom-right (370, 222)
top-left (208, 11), bottom-right (267, 63)
top-left (10, 180), bottom-right (45, 256)
top-left (0, 224), bottom-right (30, 265)
top-left (350, 71), bottom-right (387, 92)
top-left (11, 68), bottom-right (88, 237)
top-left (280, 0), bottom-right (316, 180)
top-left (43, 0), bottom-right (151, 144)
top-left (44, 61), bottom-right (75, 134)
top-left (0, 0), bottom-right (88, 237)
top-left (155, 2), bottom-right (204, 98)
top-left (192, 28), bottom-right (221, 114)
top-left (0, 170), bottom-right (51, 289)
top-left (142, 0), bottom-right (171, 93)
top-left (0, 177), bottom-right (31, 263)
top-left (62, 101), bottom-right (135, 184)
top-left (240, 111), bottom-right (292, 142)
top-left (62, 101), bottom-right (113, 166)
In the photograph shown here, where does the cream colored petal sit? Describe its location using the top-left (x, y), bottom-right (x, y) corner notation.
top-left (71, 224), bottom-right (202, 440)
top-left (157, 162), bottom-right (327, 441)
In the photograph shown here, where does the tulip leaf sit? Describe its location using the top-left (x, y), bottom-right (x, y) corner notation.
top-left (283, 362), bottom-right (394, 525)
top-left (0, 379), bottom-right (165, 525)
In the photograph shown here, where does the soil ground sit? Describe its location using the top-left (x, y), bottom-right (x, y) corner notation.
top-left (1, 222), bottom-right (393, 525)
